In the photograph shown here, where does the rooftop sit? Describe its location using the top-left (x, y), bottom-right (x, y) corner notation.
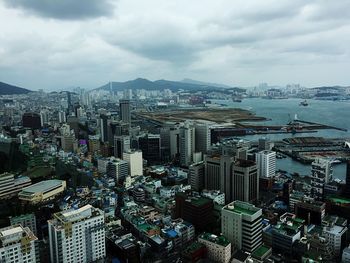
top-left (199, 232), bottom-right (230, 247)
top-left (224, 201), bottom-right (260, 215)
top-left (21, 179), bottom-right (65, 193)
top-left (327, 196), bottom-right (350, 204)
top-left (183, 242), bottom-right (206, 254)
top-left (54, 204), bottom-right (101, 223)
top-left (251, 245), bottom-right (271, 259)
top-left (0, 226), bottom-right (22, 237)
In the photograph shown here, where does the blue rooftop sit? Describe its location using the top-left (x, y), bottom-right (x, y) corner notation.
top-left (166, 229), bottom-right (178, 238)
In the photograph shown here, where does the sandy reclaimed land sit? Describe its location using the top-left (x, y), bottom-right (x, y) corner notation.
top-left (138, 108), bottom-right (266, 123)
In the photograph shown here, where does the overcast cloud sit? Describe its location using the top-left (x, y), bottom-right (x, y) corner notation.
top-left (0, 0), bottom-right (349, 90)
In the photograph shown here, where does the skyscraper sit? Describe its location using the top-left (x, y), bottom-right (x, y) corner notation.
top-left (189, 161), bottom-right (205, 191)
top-left (221, 201), bottom-right (262, 252)
top-left (179, 123), bottom-right (195, 167)
top-left (344, 161), bottom-right (350, 197)
top-left (194, 122), bottom-right (211, 154)
top-left (138, 133), bottom-right (161, 164)
top-left (256, 150), bottom-right (276, 178)
top-left (100, 114), bottom-right (109, 143)
top-left (119, 99), bottom-right (131, 124)
top-left (58, 110), bottom-right (66, 123)
top-left (48, 205), bottom-right (105, 263)
top-left (114, 135), bottom-right (130, 158)
top-left (204, 155), bottom-right (221, 190)
top-left (123, 150), bottom-right (143, 177)
top-left (310, 158), bottom-right (333, 200)
top-left (232, 159), bottom-right (259, 203)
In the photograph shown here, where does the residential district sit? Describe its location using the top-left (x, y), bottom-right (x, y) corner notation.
top-left (1, 86), bottom-right (350, 263)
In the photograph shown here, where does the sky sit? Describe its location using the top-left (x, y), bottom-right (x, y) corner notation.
top-left (0, 0), bottom-right (350, 90)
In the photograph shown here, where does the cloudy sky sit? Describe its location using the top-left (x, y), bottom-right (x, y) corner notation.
top-left (0, 0), bottom-right (349, 90)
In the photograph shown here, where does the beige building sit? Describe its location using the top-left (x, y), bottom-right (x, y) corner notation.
top-left (198, 232), bottom-right (231, 263)
top-left (18, 180), bottom-right (66, 203)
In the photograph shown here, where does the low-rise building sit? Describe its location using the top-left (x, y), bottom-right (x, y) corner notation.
top-left (198, 232), bottom-right (231, 263)
top-left (0, 172), bottom-right (31, 199)
top-left (18, 180), bottom-right (66, 203)
top-left (201, 189), bottom-right (225, 205)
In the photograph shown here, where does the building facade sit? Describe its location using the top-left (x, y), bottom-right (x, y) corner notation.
top-left (48, 205), bottom-right (105, 263)
top-left (222, 201), bottom-right (262, 252)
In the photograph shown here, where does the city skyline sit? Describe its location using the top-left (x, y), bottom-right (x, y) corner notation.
top-left (0, 0), bottom-right (350, 90)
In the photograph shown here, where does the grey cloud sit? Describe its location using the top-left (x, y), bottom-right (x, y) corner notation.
top-left (3, 0), bottom-right (114, 20)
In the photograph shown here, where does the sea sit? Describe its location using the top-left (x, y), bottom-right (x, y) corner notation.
top-left (212, 98), bottom-right (350, 181)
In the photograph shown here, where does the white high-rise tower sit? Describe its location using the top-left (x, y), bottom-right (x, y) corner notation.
top-left (48, 205), bottom-right (105, 263)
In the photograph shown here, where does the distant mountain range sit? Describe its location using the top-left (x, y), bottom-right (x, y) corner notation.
top-left (311, 86), bottom-right (350, 90)
top-left (97, 78), bottom-right (245, 93)
top-left (0, 81), bottom-right (31, 95)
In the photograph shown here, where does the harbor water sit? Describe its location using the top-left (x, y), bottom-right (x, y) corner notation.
top-left (213, 98), bottom-right (350, 180)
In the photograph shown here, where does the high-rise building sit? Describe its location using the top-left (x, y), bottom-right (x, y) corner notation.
top-left (188, 162), bottom-right (205, 191)
top-left (258, 138), bottom-right (273, 151)
top-left (88, 135), bottom-right (101, 154)
top-left (310, 158), bottom-right (333, 200)
top-left (169, 126), bottom-right (180, 160)
top-left (10, 213), bottom-right (37, 236)
top-left (0, 225), bottom-right (39, 263)
top-left (222, 201), bottom-right (262, 252)
top-left (220, 155), bottom-right (235, 203)
top-left (175, 192), bottom-right (213, 232)
top-left (58, 111), bottom-right (66, 123)
top-left (232, 160), bottom-right (259, 203)
top-left (321, 215), bottom-right (347, 256)
top-left (61, 134), bottom-right (75, 152)
top-left (48, 205), bottom-right (105, 263)
top-left (204, 155), bottom-right (221, 190)
top-left (119, 99), bottom-right (131, 124)
top-left (100, 114), bottom-right (109, 143)
top-left (114, 135), bottom-right (130, 158)
top-left (108, 121), bottom-right (129, 144)
top-left (194, 122), bottom-right (211, 154)
top-left (123, 150), bottom-right (143, 177)
top-left (66, 91), bottom-right (72, 113)
top-left (138, 134), bottom-right (161, 164)
top-left (342, 245), bottom-right (350, 263)
top-left (22, 112), bottom-right (41, 129)
top-left (295, 200), bottom-right (326, 225)
top-left (179, 124), bottom-right (195, 167)
top-left (106, 158), bottom-right (129, 183)
top-left (198, 233), bottom-right (231, 263)
top-left (256, 150), bottom-right (276, 178)
top-left (40, 109), bottom-right (49, 127)
top-left (345, 161), bottom-right (350, 197)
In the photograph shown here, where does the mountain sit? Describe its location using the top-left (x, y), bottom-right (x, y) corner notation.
top-left (0, 81), bottom-right (31, 95)
top-left (181, 78), bottom-right (232, 89)
top-left (311, 86), bottom-right (350, 91)
top-left (97, 78), bottom-right (245, 93)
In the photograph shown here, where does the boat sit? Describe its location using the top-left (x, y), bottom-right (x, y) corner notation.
top-left (232, 97), bottom-right (242, 102)
top-left (299, 100), bottom-right (308, 106)
top-left (331, 159), bottom-right (341, 164)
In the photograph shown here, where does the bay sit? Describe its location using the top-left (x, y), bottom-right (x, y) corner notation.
top-left (212, 98), bottom-right (350, 180)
